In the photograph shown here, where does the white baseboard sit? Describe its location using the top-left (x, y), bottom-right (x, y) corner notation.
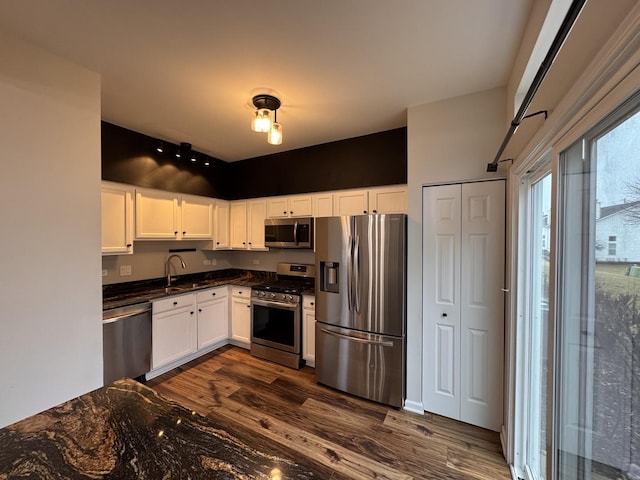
top-left (402, 399), bottom-right (424, 414)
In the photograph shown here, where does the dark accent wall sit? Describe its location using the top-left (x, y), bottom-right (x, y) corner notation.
top-left (101, 122), bottom-right (407, 200)
top-left (226, 128), bottom-right (407, 200)
top-left (101, 122), bottom-right (231, 198)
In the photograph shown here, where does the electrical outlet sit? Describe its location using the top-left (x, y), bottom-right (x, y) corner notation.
top-left (203, 259), bottom-right (211, 266)
top-left (253, 259), bottom-right (260, 265)
top-left (102, 269), bottom-right (108, 277)
top-left (120, 265), bottom-right (132, 276)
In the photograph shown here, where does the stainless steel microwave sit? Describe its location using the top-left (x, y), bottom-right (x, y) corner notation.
top-left (264, 217), bottom-right (313, 248)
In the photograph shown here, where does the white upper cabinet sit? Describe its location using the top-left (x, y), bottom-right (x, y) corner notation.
top-left (181, 194), bottom-right (214, 239)
top-left (369, 185), bottom-right (407, 214)
top-left (333, 189), bottom-right (369, 216)
top-left (229, 199), bottom-right (268, 250)
top-left (101, 182), bottom-right (133, 255)
top-left (267, 195), bottom-right (312, 218)
top-left (135, 188), bottom-right (214, 241)
top-left (312, 193), bottom-right (334, 217)
top-left (213, 200), bottom-right (230, 249)
top-left (135, 188), bottom-right (180, 240)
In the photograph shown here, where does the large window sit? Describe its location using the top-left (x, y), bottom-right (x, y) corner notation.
top-left (556, 101), bottom-right (640, 479)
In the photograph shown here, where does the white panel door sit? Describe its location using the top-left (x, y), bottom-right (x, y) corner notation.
top-left (181, 195), bottom-right (213, 239)
top-left (460, 180), bottom-right (505, 431)
top-left (423, 180), bottom-right (505, 432)
top-left (423, 184), bottom-right (461, 420)
top-left (101, 184), bottom-right (133, 255)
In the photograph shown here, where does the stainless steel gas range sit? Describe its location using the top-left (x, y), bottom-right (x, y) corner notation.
top-left (250, 263), bottom-right (315, 369)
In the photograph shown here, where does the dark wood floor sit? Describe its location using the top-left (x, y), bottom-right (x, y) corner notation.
top-left (147, 345), bottom-right (511, 480)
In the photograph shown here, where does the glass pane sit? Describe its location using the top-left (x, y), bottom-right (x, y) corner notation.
top-left (527, 173), bottom-right (551, 479)
top-left (557, 107), bottom-right (640, 479)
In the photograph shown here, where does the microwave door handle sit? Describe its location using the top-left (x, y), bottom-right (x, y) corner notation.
top-left (293, 220), bottom-right (298, 245)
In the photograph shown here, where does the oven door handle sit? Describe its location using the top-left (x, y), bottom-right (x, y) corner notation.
top-left (251, 299), bottom-right (299, 310)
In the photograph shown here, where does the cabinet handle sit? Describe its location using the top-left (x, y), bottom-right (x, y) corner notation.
top-left (212, 292), bottom-right (216, 296)
top-left (216, 241), bottom-right (220, 245)
top-left (310, 302), bottom-right (314, 306)
top-left (363, 210), bottom-right (367, 214)
top-left (290, 211), bottom-right (293, 214)
top-left (190, 311), bottom-right (194, 315)
top-left (242, 242), bottom-right (246, 245)
top-left (174, 231), bottom-right (178, 235)
top-left (283, 210), bottom-right (287, 214)
top-left (198, 308), bottom-right (202, 312)
top-left (442, 313), bottom-right (447, 317)
top-left (372, 210), bottom-right (377, 213)
top-left (246, 305), bottom-right (251, 308)
top-left (248, 242), bottom-right (252, 245)
top-left (126, 243), bottom-right (132, 247)
top-left (183, 231), bottom-right (186, 235)
top-left (173, 301), bottom-right (178, 306)
top-left (238, 291), bottom-right (242, 294)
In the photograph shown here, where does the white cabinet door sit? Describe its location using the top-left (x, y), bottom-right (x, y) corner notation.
top-left (229, 201), bottom-right (248, 248)
top-left (101, 182), bottom-right (133, 255)
top-left (369, 186), bottom-right (407, 214)
top-left (267, 197), bottom-right (289, 218)
top-left (247, 199), bottom-right (267, 250)
top-left (312, 193), bottom-right (334, 217)
top-left (135, 189), bottom-right (180, 239)
top-left (213, 200), bottom-right (230, 249)
top-left (422, 181), bottom-right (504, 432)
top-left (152, 306), bottom-right (197, 369)
top-left (289, 195), bottom-right (312, 217)
top-left (197, 287), bottom-right (229, 350)
top-left (181, 195), bottom-right (213, 239)
top-left (333, 189), bottom-right (369, 216)
top-left (230, 296), bottom-right (251, 347)
top-left (302, 296), bottom-right (316, 367)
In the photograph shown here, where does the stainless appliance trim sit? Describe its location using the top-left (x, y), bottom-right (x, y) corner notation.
top-left (251, 298), bottom-right (299, 310)
top-left (250, 295), bottom-right (302, 355)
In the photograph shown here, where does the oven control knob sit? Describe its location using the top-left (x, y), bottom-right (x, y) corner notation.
top-left (260, 291), bottom-right (266, 297)
top-left (270, 292), bottom-right (276, 298)
top-left (287, 295), bottom-right (293, 301)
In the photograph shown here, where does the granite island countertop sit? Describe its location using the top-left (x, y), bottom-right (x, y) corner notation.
top-left (0, 378), bottom-right (322, 479)
top-left (103, 269), bottom-right (315, 311)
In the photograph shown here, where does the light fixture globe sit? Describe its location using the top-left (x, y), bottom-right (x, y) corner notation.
top-left (250, 94), bottom-right (282, 140)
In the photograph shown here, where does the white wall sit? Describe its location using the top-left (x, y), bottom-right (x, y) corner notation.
top-left (405, 87), bottom-right (507, 411)
top-left (0, 30), bottom-right (102, 427)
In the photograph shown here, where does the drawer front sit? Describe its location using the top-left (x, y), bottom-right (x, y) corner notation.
top-left (196, 286), bottom-right (228, 303)
top-left (153, 293), bottom-right (195, 314)
top-left (231, 286), bottom-right (251, 299)
top-left (303, 295), bottom-right (315, 310)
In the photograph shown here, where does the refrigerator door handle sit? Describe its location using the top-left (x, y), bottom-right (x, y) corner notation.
top-left (347, 235), bottom-right (353, 311)
top-left (320, 328), bottom-right (394, 347)
top-left (353, 232), bottom-right (360, 312)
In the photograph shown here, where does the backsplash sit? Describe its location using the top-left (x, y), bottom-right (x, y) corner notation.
top-left (102, 242), bottom-right (315, 285)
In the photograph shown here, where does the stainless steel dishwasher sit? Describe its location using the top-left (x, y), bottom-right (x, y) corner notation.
top-left (102, 302), bottom-right (152, 384)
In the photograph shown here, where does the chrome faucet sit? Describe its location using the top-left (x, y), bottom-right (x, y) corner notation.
top-left (165, 254), bottom-right (186, 287)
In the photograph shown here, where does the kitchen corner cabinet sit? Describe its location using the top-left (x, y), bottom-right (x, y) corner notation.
top-left (152, 293), bottom-right (197, 370)
top-left (302, 295), bottom-right (316, 367)
top-left (229, 199), bottom-right (268, 250)
top-left (213, 200), bottom-right (230, 249)
top-left (101, 182), bottom-right (133, 255)
top-left (230, 287), bottom-right (251, 348)
top-left (196, 287), bottom-right (229, 350)
top-left (266, 195), bottom-right (312, 218)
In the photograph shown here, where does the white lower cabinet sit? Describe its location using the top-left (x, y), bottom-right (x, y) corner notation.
top-left (152, 293), bottom-right (197, 370)
top-left (196, 287), bottom-right (229, 350)
top-left (302, 295), bottom-right (315, 367)
top-left (230, 286), bottom-right (251, 348)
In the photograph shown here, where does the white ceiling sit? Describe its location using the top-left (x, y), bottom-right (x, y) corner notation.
top-left (0, 0), bottom-right (533, 161)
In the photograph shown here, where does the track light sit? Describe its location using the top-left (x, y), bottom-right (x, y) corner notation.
top-left (251, 94), bottom-right (283, 145)
top-left (156, 140), bottom-right (164, 153)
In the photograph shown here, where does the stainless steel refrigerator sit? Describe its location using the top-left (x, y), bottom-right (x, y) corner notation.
top-left (315, 214), bottom-right (406, 407)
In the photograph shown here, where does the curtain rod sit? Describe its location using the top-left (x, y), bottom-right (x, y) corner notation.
top-left (487, 0), bottom-right (587, 172)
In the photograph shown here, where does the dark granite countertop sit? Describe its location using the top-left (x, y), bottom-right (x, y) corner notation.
top-left (0, 378), bottom-right (321, 479)
top-left (103, 269), bottom-right (315, 311)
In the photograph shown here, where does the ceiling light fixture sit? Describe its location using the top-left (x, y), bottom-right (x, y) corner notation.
top-left (251, 94), bottom-right (283, 145)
